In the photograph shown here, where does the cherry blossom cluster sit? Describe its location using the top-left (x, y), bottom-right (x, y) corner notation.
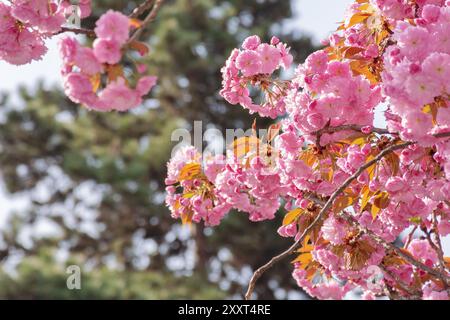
top-left (0, 0), bottom-right (69, 65)
top-left (382, 3), bottom-right (450, 144)
top-left (220, 36), bottom-right (293, 118)
top-left (1, 1), bottom-right (159, 112)
top-left (165, 146), bottom-right (231, 226)
top-left (215, 154), bottom-right (285, 222)
top-left (59, 10), bottom-right (157, 111)
top-left (166, 0), bottom-right (450, 300)
top-left (286, 52), bottom-right (382, 144)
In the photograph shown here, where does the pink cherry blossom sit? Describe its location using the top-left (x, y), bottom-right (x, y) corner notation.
top-left (94, 10), bottom-right (130, 45)
top-left (235, 50), bottom-right (262, 76)
top-left (93, 39), bottom-right (122, 65)
top-left (98, 78), bottom-right (142, 112)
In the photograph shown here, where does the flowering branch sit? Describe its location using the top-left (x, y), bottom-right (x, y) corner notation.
top-left (245, 132), bottom-right (450, 300)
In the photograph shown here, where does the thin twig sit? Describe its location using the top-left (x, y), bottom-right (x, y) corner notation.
top-left (430, 212), bottom-right (449, 275)
top-left (130, 0), bottom-right (156, 18)
top-left (314, 124), bottom-right (393, 136)
top-left (313, 124), bottom-right (395, 147)
top-left (58, 26), bottom-right (96, 37)
top-left (127, 0), bottom-right (165, 45)
top-left (403, 225), bottom-right (417, 249)
top-left (379, 265), bottom-right (421, 298)
top-left (58, 0), bottom-right (160, 39)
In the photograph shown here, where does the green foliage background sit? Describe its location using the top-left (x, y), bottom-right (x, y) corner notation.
top-left (0, 0), bottom-right (317, 299)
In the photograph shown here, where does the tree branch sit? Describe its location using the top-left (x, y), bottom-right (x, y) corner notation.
top-left (379, 265), bottom-right (421, 298)
top-left (58, 26), bottom-right (96, 37)
top-left (429, 212), bottom-right (449, 275)
top-left (312, 124), bottom-right (395, 148)
top-left (57, 0), bottom-right (162, 40)
top-left (127, 0), bottom-right (165, 45)
top-left (130, 0), bottom-right (156, 18)
top-left (314, 124), bottom-right (394, 136)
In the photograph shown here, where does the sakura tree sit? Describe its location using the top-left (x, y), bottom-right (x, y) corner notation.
top-left (165, 0), bottom-right (450, 300)
top-left (1, 0), bottom-right (449, 300)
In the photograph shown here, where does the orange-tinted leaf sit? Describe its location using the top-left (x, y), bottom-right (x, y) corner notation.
top-left (409, 216), bottom-right (422, 224)
top-left (299, 151), bottom-right (318, 167)
top-left (371, 191), bottom-right (389, 219)
top-left (182, 192), bottom-right (195, 199)
top-left (445, 257), bottom-right (450, 268)
top-left (347, 13), bottom-right (371, 28)
top-left (371, 204), bottom-right (381, 219)
top-left (364, 152), bottom-right (377, 180)
top-left (129, 18), bottom-right (143, 29)
top-left (333, 195), bottom-right (354, 213)
top-left (373, 191), bottom-right (390, 209)
top-left (358, 3), bottom-right (372, 11)
top-left (283, 208), bottom-right (303, 226)
top-left (181, 211), bottom-right (194, 224)
top-left (292, 252), bottom-right (312, 266)
top-left (383, 254), bottom-right (407, 266)
top-left (232, 136), bottom-right (261, 158)
top-left (292, 235), bottom-right (316, 277)
top-left (350, 60), bottom-right (378, 84)
top-left (298, 235), bottom-right (314, 253)
top-left (178, 163), bottom-right (202, 181)
top-left (106, 64), bottom-right (124, 82)
top-left (339, 133), bottom-right (366, 146)
top-left (360, 185), bottom-right (372, 212)
top-left (90, 73), bottom-right (101, 93)
top-left (385, 152), bottom-right (400, 176)
top-left (344, 46), bottom-right (364, 59)
top-left (423, 103), bottom-right (438, 126)
top-left (129, 40), bottom-right (150, 56)
top-left (344, 240), bottom-right (376, 271)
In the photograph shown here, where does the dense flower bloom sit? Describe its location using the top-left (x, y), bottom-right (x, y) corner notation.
top-left (286, 54), bottom-right (382, 143)
top-left (382, 4), bottom-right (450, 143)
top-left (165, 146), bottom-right (231, 226)
top-left (0, 0), bottom-right (92, 65)
top-left (93, 38), bottom-right (122, 64)
top-left (11, 0), bottom-right (66, 33)
top-left (215, 155), bottom-right (284, 221)
top-left (58, 10), bottom-right (157, 111)
top-left (220, 36), bottom-right (293, 118)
